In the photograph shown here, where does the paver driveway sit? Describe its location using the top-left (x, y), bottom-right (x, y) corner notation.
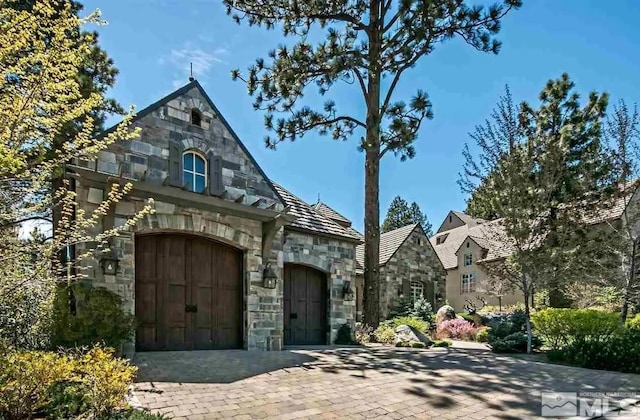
top-left (132, 344), bottom-right (640, 419)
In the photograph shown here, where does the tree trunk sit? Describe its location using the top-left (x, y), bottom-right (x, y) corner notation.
top-left (547, 206), bottom-right (570, 307)
top-left (621, 239), bottom-right (637, 325)
top-left (362, 0), bottom-right (382, 328)
top-left (523, 287), bottom-right (533, 354)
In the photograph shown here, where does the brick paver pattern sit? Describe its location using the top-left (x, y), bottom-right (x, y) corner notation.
top-left (132, 345), bottom-right (640, 419)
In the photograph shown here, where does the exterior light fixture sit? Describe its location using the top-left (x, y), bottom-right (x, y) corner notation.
top-left (100, 249), bottom-right (119, 275)
top-left (342, 281), bottom-right (355, 301)
top-left (262, 263), bottom-right (278, 289)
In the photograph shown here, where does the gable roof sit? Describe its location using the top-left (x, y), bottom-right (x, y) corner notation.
top-left (274, 184), bottom-right (362, 243)
top-left (314, 202), bottom-right (352, 226)
top-left (431, 185), bottom-right (639, 270)
top-left (355, 223), bottom-right (421, 268)
top-left (103, 79), bottom-right (285, 206)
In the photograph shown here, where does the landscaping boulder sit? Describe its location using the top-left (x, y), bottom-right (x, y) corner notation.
top-left (436, 305), bottom-right (456, 326)
top-left (394, 324), bottom-right (432, 346)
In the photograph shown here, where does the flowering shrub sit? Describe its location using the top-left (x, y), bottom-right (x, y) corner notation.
top-left (373, 323), bottom-right (395, 344)
top-left (436, 318), bottom-right (477, 340)
top-left (354, 323), bottom-right (373, 344)
top-left (0, 345), bottom-right (137, 420)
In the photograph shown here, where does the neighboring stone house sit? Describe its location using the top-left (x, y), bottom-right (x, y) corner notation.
top-left (354, 224), bottom-right (446, 321)
top-left (68, 80), bottom-right (360, 352)
top-left (431, 191), bottom-right (640, 311)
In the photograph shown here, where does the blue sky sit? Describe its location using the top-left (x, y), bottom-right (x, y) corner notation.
top-left (83, 0), bottom-right (640, 234)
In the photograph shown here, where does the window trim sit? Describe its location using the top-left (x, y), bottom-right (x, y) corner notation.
top-left (182, 150), bottom-right (207, 193)
top-left (410, 280), bottom-right (424, 302)
top-left (461, 273), bottom-right (476, 294)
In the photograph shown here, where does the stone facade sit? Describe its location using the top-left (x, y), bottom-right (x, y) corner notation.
top-left (78, 82), bottom-right (283, 212)
top-left (282, 231), bottom-right (357, 343)
top-left (380, 228), bottom-right (446, 318)
top-left (72, 80), bottom-right (357, 352)
top-left (355, 226), bottom-right (446, 321)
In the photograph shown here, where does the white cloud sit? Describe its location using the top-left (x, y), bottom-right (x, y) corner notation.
top-left (166, 45), bottom-right (228, 79)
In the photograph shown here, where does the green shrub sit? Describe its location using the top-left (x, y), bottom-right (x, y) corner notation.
top-left (388, 296), bottom-right (414, 319)
top-left (432, 339), bottom-right (451, 347)
top-left (373, 323), bottom-right (395, 344)
top-left (411, 296), bottom-right (434, 324)
top-left (334, 324), bottom-right (357, 345)
top-left (531, 308), bottom-right (620, 350)
top-left (490, 332), bottom-right (542, 353)
top-left (390, 316), bottom-right (429, 333)
top-left (486, 310), bottom-right (541, 353)
top-left (475, 327), bottom-right (490, 343)
top-left (0, 346), bottom-right (137, 420)
top-left (51, 283), bottom-right (135, 350)
top-left (409, 341), bottom-right (426, 348)
top-left (395, 341), bottom-right (409, 347)
top-left (0, 350), bottom-right (73, 419)
top-left (547, 328), bottom-right (640, 373)
top-left (626, 313), bottom-right (640, 330)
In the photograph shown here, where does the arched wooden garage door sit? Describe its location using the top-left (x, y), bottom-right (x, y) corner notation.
top-left (283, 264), bottom-right (327, 345)
top-left (135, 234), bottom-right (243, 351)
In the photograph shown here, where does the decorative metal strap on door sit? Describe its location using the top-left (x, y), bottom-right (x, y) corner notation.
top-left (185, 304), bottom-right (198, 313)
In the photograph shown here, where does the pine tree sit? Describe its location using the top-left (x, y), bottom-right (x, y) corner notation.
top-left (461, 75), bottom-right (616, 308)
top-left (381, 196), bottom-right (432, 235)
top-left (224, 0), bottom-right (521, 327)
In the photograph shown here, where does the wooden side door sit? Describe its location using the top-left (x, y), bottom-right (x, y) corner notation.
top-left (284, 264), bottom-right (327, 345)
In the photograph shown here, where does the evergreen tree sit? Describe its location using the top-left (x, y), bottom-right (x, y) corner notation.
top-left (382, 196), bottom-right (432, 235)
top-left (460, 74), bottom-right (616, 311)
top-left (224, 0), bottom-right (521, 327)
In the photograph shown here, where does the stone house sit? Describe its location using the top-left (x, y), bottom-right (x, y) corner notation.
top-left (353, 223), bottom-right (446, 321)
top-left (68, 80), bottom-right (361, 352)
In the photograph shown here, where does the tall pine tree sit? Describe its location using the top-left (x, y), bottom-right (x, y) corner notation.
top-left (224, 0), bottom-right (521, 326)
top-left (461, 74), bottom-right (616, 308)
top-left (382, 196), bottom-right (432, 235)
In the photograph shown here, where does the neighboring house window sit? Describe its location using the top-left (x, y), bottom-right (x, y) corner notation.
top-left (461, 273), bottom-right (476, 294)
top-left (182, 151), bottom-right (207, 193)
top-left (191, 108), bottom-right (202, 127)
top-left (410, 280), bottom-right (424, 302)
top-left (464, 253), bottom-right (473, 266)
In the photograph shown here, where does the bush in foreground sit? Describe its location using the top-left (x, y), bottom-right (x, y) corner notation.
top-left (531, 308), bottom-right (620, 350)
top-left (0, 345), bottom-right (137, 420)
top-left (487, 310), bottom-right (541, 353)
top-left (436, 318), bottom-right (477, 340)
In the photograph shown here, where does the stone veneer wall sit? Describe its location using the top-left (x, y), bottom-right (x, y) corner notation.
top-left (379, 229), bottom-right (446, 319)
top-left (74, 180), bottom-right (285, 351)
top-left (78, 84), bottom-right (283, 211)
top-left (282, 230), bottom-right (357, 343)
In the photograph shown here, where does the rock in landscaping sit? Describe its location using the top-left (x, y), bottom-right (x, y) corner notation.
top-left (394, 324), bottom-right (432, 346)
top-left (436, 305), bottom-right (456, 326)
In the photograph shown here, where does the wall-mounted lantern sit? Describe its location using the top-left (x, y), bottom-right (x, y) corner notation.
top-left (262, 262), bottom-right (278, 289)
top-left (100, 249), bottom-right (119, 275)
top-left (342, 281), bottom-right (355, 301)
top-left (435, 292), bottom-right (444, 302)
top-left (397, 286), bottom-right (404, 298)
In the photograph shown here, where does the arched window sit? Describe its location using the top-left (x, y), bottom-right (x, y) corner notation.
top-left (191, 108), bottom-right (202, 127)
top-left (182, 151), bottom-right (207, 193)
top-left (410, 280), bottom-right (424, 302)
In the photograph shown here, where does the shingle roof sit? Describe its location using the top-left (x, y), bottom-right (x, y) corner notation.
top-left (313, 202), bottom-right (352, 227)
top-left (355, 223), bottom-right (419, 268)
top-left (274, 184), bottom-right (362, 242)
top-left (452, 211), bottom-right (484, 228)
top-left (431, 186), bottom-right (638, 270)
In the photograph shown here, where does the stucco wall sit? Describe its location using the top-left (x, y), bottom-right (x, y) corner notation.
top-left (445, 239), bottom-right (523, 311)
top-left (282, 230), bottom-right (357, 343)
